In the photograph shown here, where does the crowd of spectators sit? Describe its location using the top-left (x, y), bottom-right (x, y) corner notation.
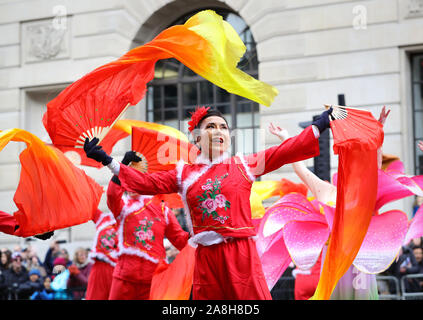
top-left (1, 207), bottom-right (422, 300)
top-left (0, 241), bottom-right (92, 300)
top-left (377, 236), bottom-right (423, 297)
top-left (0, 234), bottom-right (183, 300)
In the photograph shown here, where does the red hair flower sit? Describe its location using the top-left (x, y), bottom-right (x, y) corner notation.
top-left (188, 106), bottom-right (210, 132)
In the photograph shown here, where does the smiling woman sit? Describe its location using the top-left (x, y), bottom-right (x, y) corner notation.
top-left (190, 108), bottom-right (231, 160)
top-left (84, 104), bottom-right (332, 299)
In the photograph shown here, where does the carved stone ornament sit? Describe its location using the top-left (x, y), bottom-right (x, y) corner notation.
top-left (22, 18), bottom-right (70, 63)
top-left (407, 0), bottom-right (423, 17)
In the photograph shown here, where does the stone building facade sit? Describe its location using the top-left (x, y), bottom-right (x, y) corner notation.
top-left (0, 0), bottom-right (422, 254)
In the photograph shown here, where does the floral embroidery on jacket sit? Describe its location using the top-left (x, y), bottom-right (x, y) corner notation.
top-left (133, 216), bottom-right (160, 250)
top-left (99, 229), bottom-right (117, 251)
top-left (197, 173), bottom-right (231, 224)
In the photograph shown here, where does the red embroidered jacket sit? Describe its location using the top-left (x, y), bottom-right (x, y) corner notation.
top-left (89, 209), bottom-right (119, 267)
top-left (116, 126), bottom-right (320, 239)
top-left (107, 180), bottom-right (189, 264)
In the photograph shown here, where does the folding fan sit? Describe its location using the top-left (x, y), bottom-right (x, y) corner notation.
top-left (131, 126), bottom-right (198, 173)
top-left (324, 104), bottom-right (384, 152)
top-left (57, 126), bottom-right (130, 168)
top-left (43, 58), bottom-right (154, 151)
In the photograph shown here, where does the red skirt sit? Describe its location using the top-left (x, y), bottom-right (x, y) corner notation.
top-left (192, 238), bottom-right (272, 300)
top-left (108, 254), bottom-right (158, 300)
top-left (108, 277), bottom-right (151, 300)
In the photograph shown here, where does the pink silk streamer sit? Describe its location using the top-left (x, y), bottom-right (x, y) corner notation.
top-left (353, 210), bottom-right (409, 274)
top-left (256, 194), bottom-right (325, 290)
top-left (259, 193), bottom-right (320, 238)
top-left (257, 160), bottom-right (423, 291)
top-left (376, 160), bottom-right (423, 211)
top-left (282, 221), bottom-right (330, 271)
top-left (258, 230), bottom-right (291, 290)
top-left (404, 205), bottom-right (423, 245)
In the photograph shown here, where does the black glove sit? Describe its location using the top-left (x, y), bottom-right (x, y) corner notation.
top-left (34, 231), bottom-right (54, 240)
top-left (83, 138), bottom-right (113, 166)
top-left (121, 151), bottom-right (142, 166)
top-left (111, 175), bottom-right (121, 186)
top-left (312, 107), bottom-right (333, 134)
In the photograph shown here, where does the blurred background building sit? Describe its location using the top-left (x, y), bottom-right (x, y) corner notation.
top-left (0, 0), bottom-right (422, 257)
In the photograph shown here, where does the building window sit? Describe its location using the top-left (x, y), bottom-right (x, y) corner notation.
top-left (146, 9), bottom-right (260, 155)
top-left (412, 54), bottom-right (423, 174)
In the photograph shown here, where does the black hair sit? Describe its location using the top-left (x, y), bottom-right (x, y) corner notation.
top-left (195, 108), bottom-right (229, 131)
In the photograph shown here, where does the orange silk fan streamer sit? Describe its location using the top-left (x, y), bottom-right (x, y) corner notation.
top-left (0, 129), bottom-right (103, 237)
top-left (43, 10), bottom-right (277, 168)
top-left (131, 126), bottom-right (198, 173)
top-left (149, 244), bottom-right (196, 300)
top-left (311, 106), bottom-right (384, 300)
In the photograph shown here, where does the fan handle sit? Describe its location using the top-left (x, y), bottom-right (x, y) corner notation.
top-left (324, 104), bottom-right (370, 112)
top-left (74, 102), bottom-right (131, 148)
top-left (98, 102), bottom-right (131, 144)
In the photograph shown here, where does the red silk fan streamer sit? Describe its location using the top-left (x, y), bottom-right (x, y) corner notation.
top-left (149, 244), bottom-right (196, 300)
top-left (0, 129), bottom-right (103, 237)
top-left (312, 107), bottom-right (384, 300)
top-left (152, 194), bottom-right (184, 209)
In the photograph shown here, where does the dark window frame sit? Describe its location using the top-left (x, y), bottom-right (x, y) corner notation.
top-left (412, 54), bottom-right (423, 174)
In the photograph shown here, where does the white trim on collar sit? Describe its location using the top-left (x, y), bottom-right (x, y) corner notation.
top-left (194, 152), bottom-right (231, 165)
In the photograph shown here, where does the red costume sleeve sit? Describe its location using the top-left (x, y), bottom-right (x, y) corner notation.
top-left (118, 165), bottom-right (179, 195)
top-left (245, 126), bottom-right (320, 177)
top-left (107, 178), bottom-right (125, 219)
top-left (0, 210), bottom-right (18, 236)
top-left (164, 208), bottom-right (189, 251)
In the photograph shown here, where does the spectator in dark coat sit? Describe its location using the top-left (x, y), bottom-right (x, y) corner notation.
top-left (3, 252), bottom-right (28, 299)
top-left (17, 268), bottom-right (44, 299)
top-left (0, 249), bottom-right (12, 299)
top-left (388, 245), bottom-right (421, 293)
top-left (412, 246), bottom-right (423, 291)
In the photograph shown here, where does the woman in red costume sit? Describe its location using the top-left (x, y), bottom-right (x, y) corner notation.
top-left (84, 107), bottom-right (332, 300)
top-left (85, 209), bottom-right (119, 300)
top-left (105, 151), bottom-right (189, 300)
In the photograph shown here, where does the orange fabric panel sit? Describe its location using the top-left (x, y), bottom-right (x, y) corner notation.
top-left (0, 129), bottom-right (103, 237)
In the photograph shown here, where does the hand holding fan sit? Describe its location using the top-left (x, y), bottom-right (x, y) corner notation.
top-left (323, 104), bottom-right (384, 152)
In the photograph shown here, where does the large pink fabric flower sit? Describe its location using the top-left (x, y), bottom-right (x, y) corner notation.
top-left (201, 198), bottom-right (217, 214)
top-left (257, 160), bottom-right (423, 290)
top-left (215, 194), bottom-right (227, 208)
top-left (101, 237), bottom-right (115, 248)
top-left (135, 230), bottom-right (148, 241)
